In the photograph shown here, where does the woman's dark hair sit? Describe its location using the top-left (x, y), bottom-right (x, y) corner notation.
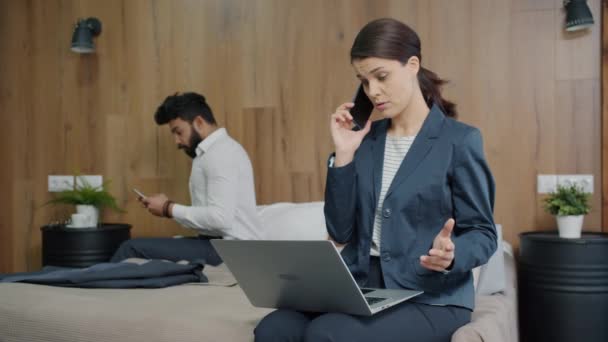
top-left (154, 92), bottom-right (217, 125)
top-left (350, 18), bottom-right (457, 118)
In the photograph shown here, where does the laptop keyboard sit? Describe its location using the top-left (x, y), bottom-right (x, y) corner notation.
top-left (365, 296), bottom-right (385, 305)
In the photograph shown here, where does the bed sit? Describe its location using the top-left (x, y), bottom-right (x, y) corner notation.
top-left (0, 202), bottom-right (518, 342)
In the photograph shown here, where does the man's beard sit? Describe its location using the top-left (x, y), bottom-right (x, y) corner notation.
top-left (178, 128), bottom-right (203, 159)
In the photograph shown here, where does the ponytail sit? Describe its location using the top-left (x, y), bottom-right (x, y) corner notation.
top-left (417, 67), bottom-right (457, 118)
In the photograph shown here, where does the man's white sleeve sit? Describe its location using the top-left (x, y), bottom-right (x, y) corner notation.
top-left (172, 158), bottom-right (238, 235)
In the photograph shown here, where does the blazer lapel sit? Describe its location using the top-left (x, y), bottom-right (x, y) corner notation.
top-left (384, 104), bottom-right (446, 201)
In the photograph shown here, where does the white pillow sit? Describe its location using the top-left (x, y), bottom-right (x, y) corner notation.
top-left (472, 266), bottom-right (481, 291)
top-left (257, 202), bottom-right (327, 240)
top-left (475, 224), bottom-right (506, 295)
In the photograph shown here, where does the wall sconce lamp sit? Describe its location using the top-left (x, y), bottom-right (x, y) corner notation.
top-left (71, 17), bottom-right (102, 53)
top-left (563, 0), bottom-right (594, 32)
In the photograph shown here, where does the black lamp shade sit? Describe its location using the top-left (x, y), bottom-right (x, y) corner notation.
top-left (564, 0), bottom-right (594, 32)
top-left (71, 17), bottom-right (102, 53)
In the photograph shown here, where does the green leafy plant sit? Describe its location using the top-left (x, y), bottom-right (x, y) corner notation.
top-left (47, 179), bottom-right (125, 213)
top-left (543, 184), bottom-right (591, 216)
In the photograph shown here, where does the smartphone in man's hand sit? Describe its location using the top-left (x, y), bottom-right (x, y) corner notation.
top-left (350, 85), bottom-right (374, 131)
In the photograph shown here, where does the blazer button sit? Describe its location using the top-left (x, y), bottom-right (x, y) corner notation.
top-left (383, 208), bottom-right (392, 218)
top-left (381, 252), bottom-right (391, 261)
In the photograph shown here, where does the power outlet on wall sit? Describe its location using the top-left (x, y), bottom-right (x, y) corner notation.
top-left (76, 175), bottom-right (103, 189)
top-left (557, 174), bottom-right (593, 193)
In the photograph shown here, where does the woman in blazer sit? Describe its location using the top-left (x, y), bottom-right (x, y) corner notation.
top-left (255, 18), bottom-right (497, 342)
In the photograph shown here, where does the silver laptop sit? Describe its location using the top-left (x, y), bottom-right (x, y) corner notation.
top-left (211, 240), bottom-right (423, 316)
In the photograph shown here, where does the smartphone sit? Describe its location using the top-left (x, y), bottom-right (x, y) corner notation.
top-left (350, 84), bottom-right (374, 131)
top-left (132, 188), bottom-right (146, 198)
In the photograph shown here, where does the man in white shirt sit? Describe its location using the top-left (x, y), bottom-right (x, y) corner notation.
top-left (111, 92), bottom-right (262, 265)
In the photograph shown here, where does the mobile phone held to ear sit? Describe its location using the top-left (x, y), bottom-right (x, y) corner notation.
top-left (350, 85), bottom-right (374, 131)
top-left (132, 188), bottom-right (146, 199)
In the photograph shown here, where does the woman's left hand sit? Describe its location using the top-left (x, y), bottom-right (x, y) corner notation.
top-left (420, 218), bottom-right (455, 272)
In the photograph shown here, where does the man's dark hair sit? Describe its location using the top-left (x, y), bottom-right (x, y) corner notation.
top-left (154, 92), bottom-right (217, 125)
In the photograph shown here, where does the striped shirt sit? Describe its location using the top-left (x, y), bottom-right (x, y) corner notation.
top-left (370, 134), bottom-right (416, 256)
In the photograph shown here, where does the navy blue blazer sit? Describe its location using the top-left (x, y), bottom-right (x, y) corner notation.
top-left (324, 104), bottom-right (496, 310)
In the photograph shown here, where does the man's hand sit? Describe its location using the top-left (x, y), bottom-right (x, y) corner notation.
top-left (141, 194), bottom-right (169, 217)
top-left (420, 218), bottom-right (455, 272)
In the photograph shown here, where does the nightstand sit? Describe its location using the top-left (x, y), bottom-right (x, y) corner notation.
top-left (41, 223), bottom-right (131, 268)
top-left (518, 231), bottom-right (608, 342)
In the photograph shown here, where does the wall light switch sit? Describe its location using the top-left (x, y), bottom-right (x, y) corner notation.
top-left (48, 175), bottom-right (74, 192)
top-left (537, 174), bottom-right (557, 194)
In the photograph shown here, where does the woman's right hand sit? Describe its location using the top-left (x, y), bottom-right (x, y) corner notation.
top-left (330, 102), bottom-right (372, 167)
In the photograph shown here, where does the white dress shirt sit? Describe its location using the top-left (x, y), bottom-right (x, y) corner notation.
top-left (171, 128), bottom-right (262, 240)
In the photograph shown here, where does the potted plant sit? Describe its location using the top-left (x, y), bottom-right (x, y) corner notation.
top-left (47, 179), bottom-right (124, 227)
top-left (543, 184), bottom-right (591, 238)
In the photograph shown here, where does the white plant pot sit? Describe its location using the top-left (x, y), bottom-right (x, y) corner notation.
top-left (76, 205), bottom-right (100, 227)
top-left (556, 215), bottom-right (584, 239)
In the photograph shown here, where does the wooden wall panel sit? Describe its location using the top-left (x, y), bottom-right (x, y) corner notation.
top-left (512, 0), bottom-right (555, 12)
top-left (470, 0), bottom-right (516, 243)
top-left (603, 0), bottom-right (608, 232)
top-left (508, 9), bottom-right (558, 240)
top-left (0, 0), bottom-right (602, 272)
top-left (0, 0), bottom-right (15, 273)
top-left (554, 80), bottom-right (602, 228)
top-left (556, 0), bottom-right (601, 81)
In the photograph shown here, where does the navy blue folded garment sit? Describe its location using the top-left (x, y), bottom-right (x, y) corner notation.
top-left (0, 259), bottom-right (208, 288)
